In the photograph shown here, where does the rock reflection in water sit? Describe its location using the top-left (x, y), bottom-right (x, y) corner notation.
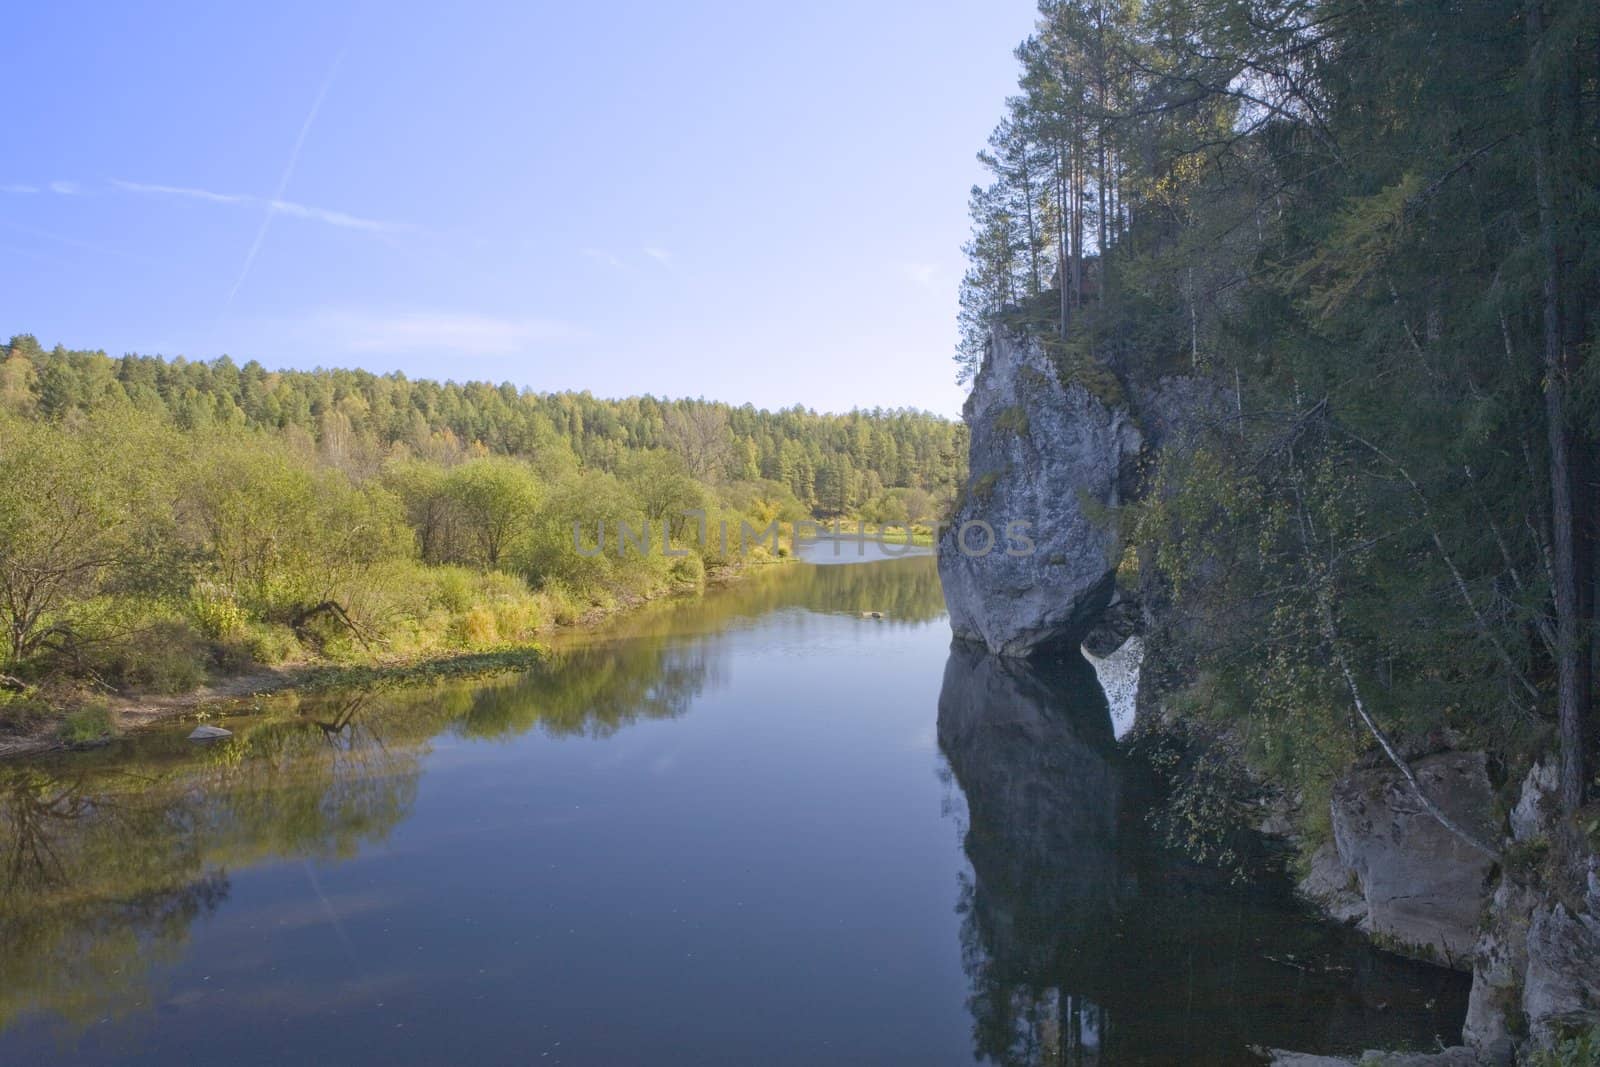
top-left (937, 643), bottom-right (1471, 1066)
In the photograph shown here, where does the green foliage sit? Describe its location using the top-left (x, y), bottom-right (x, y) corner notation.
top-left (1525, 1029), bottom-right (1600, 1067)
top-left (958, 0), bottom-right (1600, 832)
top-left (3, 337), bottom-right (966, 514)
top-left (58, 704), bottom-right (115, 745)
top-left (83, 617), bottom-right (208, 695)
top-left (993, 405), bottom-right (1030, 437)
top-left (1126, 717), bottom-right (1260, 880)
top-left (0, 332), bottom-right (966, 712)
top-left (0, 690), bottom-right (50, 733)
top-left (969, 471), bottom-right (1001, 504)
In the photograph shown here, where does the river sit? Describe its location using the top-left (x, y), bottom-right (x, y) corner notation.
top-left (0, 545), bottom-right (1467, 1065)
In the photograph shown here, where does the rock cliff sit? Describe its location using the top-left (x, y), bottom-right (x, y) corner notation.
top-left (1325, 752), bottom-right (1499, 967)
top-left (938, 327), bottom-right (1141, 656)
top-left (945, 321), bottom-right (1600, 1060)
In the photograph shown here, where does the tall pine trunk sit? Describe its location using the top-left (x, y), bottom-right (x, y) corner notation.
top-left (1528, 0), bottom-right (1589, 815)
top-left (1057, 143), bottom-right (1071, 336)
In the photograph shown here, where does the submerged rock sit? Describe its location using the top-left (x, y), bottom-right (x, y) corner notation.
top-left (938, 327), bottom-right (1141, 656)
top-left (187, 725), bottom-right (232, 741)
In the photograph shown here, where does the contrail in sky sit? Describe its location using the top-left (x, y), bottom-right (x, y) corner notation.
top-left (224, 48), bottom-right (346, 311)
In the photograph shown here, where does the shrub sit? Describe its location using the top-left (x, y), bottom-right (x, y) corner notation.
top-left (537, 583), bottom-right (584, 626)
top-left (214, 622), bottom-right (302, 671)
top-left (994, 404), bottom-right (1030, 436)
top-left (189, 584), bottom-right (248, 639)
top-left (89, 619), bottom-right (208, 694)
top-left (430, 566), bottom-right (476, 614)
top-left (454, 606), bottom-right (500, 647)
top-left (669, 552), bottom-right (706, 589)
top-left (0, 690), bottom-right (50, 733)
top-left (490, 596), bottom-right (541, 643)
top-left (59, 703), bottom-right (116, 745)
top-left (1524, 1029), bottom-right (1600, 1067)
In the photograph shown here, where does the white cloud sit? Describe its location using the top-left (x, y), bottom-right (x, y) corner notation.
top-left (0, 183), bottom-right (39, 194)
top-left (643, 245), bottom-right (672, 266)
top-left (48, 180), bottom-right (82, 195)
top-left (312, 310), bottom-right (587, 355)
top-left (111, 179), bottom-right (249, 204)
top-left (112, 178), bottom-right (407, 234)
top-left (265, 198), bottom-right (406, 233)
top-left (901, 262), bottom-right (938, 288)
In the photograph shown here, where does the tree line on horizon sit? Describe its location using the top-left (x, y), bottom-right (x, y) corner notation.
top-left (0, 334), bottom-right (965, 520)
top-left (0, 333), bottom-right (963, 723)
top-left (959, 0), bottom-right (1599, 846)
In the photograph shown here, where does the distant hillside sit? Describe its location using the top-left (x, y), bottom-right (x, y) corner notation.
top-left (0, 333), bottom-right (965, 516)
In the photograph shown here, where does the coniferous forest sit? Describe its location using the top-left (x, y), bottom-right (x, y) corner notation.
top-left (957, 0), bottom-right (1600, 835)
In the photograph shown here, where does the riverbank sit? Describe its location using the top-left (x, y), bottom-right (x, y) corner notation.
top-left (0, 560), bottom-right (782, 761)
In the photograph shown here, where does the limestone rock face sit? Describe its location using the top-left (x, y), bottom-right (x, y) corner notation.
top-left (1463, 767), bottom-right (1600, 1062)
top-left (1522, 860), bottom-right (1600, 1050)
top-left (1509, 760), bottom-right (1559, 843)
top-left (1464, 877), bottom-right (1538, 1062)
top-left (1298, 840), bottom-right (1368, 926)
top-left (939, 328), bottom-right (1141, 656)
top-left (1328, 752), bottom-right (1498, 968)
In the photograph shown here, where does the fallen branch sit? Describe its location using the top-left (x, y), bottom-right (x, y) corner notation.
top-left (1321, 601), bottom-right (1501, 860)
top-left (1341, 430), bottom-right (1541, 715)
top-left (291, 601), bottom-right (374, 654)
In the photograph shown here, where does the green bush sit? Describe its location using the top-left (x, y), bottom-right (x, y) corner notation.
top-left (0, 690), bottom-right (50, 733)
top-left (91, 620), bottom-right (208, 694)
top-left (669, 552), bottom-right (706, 589)
top-left (1525, 1029), bottom-right (1600, 1067)
top-left (59, 703), bottom-right (115, 745)
top-left (538, 583), bottom-right (584, 626)
top-left (451, 606), bottom-right (501, 647)
top-left (214, 622), bottom-right (302, 671)
top-left (189, 584), bottom-right (248, 639)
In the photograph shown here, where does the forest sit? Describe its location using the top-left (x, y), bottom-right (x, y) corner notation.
top-left (957, 0), bottom-right (1599, 843)
top-left (0, 334), bottom-right (964, 733)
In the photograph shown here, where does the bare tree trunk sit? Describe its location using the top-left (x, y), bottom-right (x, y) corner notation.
top-left (1071, 114), bottom-right (1084, 310)
top-left (1020, 160), bottom-right (1042, 296)
top-left (1528, 0), bottom-right (1588, 815)
top-left (1096, 1), bottom-right (1109, 259)
top-left (1323, 603), bottom-right (1501, 858)
top-left (1057, 143), bottom-right (1071, 336)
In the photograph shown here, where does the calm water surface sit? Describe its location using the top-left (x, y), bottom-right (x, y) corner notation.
top-left (0, 546), bottom-right (1466, 1065)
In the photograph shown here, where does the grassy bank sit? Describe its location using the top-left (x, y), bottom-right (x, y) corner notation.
top-left (805, 519), bottom-right (940, 547)
top-left (0, 556), bottom-right (785, 760)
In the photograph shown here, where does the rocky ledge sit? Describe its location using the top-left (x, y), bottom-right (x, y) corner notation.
top-left (1297, 753), bottom-right (1600, 1063)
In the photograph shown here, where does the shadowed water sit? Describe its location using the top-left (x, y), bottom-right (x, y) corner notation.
top-left (0, 551), bottom-right (1464, 1065)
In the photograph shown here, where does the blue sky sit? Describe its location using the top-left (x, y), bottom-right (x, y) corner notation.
top-left (2, 1), bottom-right (1035, 417)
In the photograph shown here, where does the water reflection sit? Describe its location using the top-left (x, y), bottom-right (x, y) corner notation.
top-left (563, 553), bottom-right (947, 647)
top-left (937, 645), bottom-right (1471, 1065)
top-left (0, 554), bottom-right (953, 1043)
top-left (938, 646), bottom-right (1122, 1064)
top-left (0, 556), bottom-right (1467, 1063)
top-left (0, 766), bottom-right (229, 1032)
